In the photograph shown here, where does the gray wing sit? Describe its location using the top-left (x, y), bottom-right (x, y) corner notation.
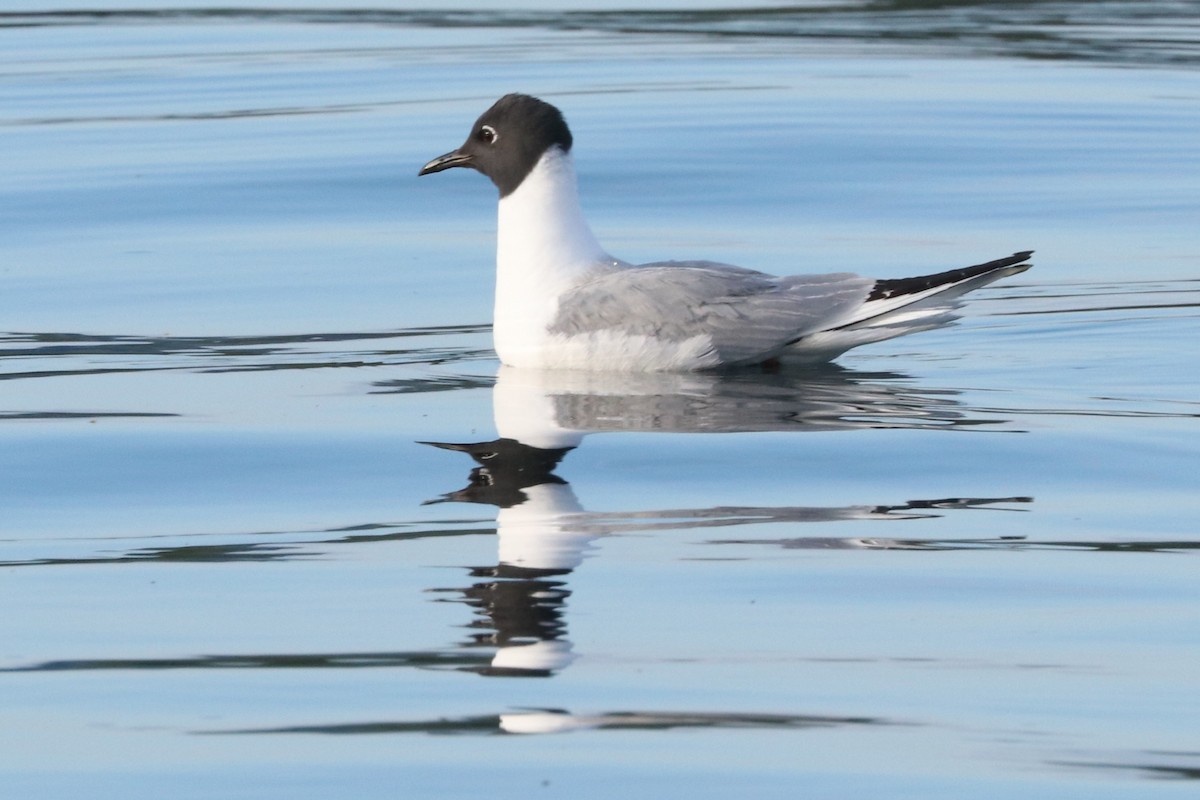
top-left (549, 260), bottom-right (874, 366)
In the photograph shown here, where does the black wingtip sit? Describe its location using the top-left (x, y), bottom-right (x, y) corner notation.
top-left (984, 250), bottom-right (1034, 270)
top-left (869, 250), bottom-right (1034, 302)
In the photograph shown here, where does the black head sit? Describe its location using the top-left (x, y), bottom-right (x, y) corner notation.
top-left (418, 93), bottom-right (573, 197)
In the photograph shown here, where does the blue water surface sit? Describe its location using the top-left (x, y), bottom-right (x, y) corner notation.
top-left (2, 3), bottom-right (1199, 798)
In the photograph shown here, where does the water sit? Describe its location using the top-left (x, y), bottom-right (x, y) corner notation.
top-left (2, 3), bottom-right (1199, 797)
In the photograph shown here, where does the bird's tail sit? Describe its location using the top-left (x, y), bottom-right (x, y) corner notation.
top-left (851, 250), bottom-right (1033, 327)
top-left (781, 251), bottom-right (1033, 363)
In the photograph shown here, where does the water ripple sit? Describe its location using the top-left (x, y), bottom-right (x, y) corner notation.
top-left (0, 325), bottom-right (492, 383)
top-left (3, 2), bottom-right (1198, 67)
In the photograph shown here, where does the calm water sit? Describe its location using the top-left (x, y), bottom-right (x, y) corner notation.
top-left (2, 2), bottom-right (1199, 797)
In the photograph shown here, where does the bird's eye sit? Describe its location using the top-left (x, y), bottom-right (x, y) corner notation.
top-left (479, 125), bottom-right (497, 144)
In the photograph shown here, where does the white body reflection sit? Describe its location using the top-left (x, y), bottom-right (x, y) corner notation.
top-left (491, 364), bottom-right (991, 441)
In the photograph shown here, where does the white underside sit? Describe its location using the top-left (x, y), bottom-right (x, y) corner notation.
top-left (499, 329), bottom-right (721, 371)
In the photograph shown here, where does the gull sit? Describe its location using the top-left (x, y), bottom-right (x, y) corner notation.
top-left (420, 93), bottom-right (1032, 371)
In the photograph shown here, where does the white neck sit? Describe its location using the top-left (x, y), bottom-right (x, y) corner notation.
top-left (494, 148), bottom-right (615, 365)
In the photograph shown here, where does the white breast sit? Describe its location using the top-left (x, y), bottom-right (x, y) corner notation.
top-left (493, 148), bottom-right (620, 367)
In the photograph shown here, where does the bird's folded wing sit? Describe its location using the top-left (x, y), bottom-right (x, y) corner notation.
top-left (550, 261), bottom-right (873, 366)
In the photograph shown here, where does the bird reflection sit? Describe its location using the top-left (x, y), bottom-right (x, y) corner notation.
top-left (421, 365), bottom-right (1030, 677)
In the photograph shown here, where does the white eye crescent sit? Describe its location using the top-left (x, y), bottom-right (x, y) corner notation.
top-left (480, 125), bottom-right (497, 144)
